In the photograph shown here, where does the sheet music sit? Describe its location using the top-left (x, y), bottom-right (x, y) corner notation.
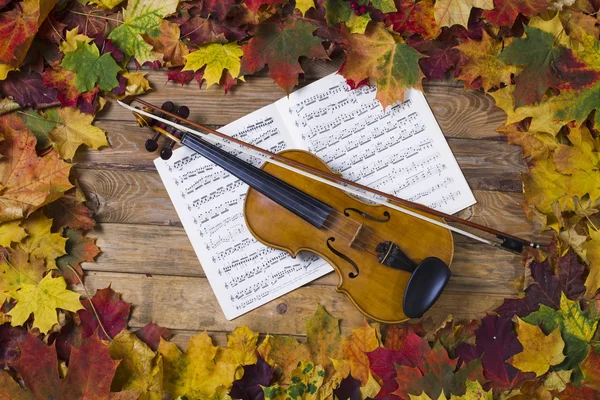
top-left (154, 104), bottom-right (333, 320)
top-left (155, 73), bottom-right (476, 320)
top-left (275, 74), bottom-right (476, 214)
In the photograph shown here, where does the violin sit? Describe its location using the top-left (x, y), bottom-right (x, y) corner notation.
top-left (121, 99), bottom-right (540, 323)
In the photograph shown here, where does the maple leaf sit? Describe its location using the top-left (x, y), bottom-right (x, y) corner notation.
top-left (244, 0), bottom-right (287, 13)
top-left (110, 329), bottom-right (164, 398)
top-left (0, 248), bottom-right (45, 304)
top-left (296, 0), bottom-right (316, 15)
top-left (498, 16), bottom-right (569, 107)
top-left (134, 322), bottom-right (173, 351)
top-left (510, 317), bottom-right (566, 376)
top-left (560, 5), bottom-right (599, 42)
top-left (456, 314), bottom-right (533, 390)
top-left (0, 113), bottom-right (72, 222)
top-left (580, 347), bottom-right (600, 390)
top-left (384, 321), bottom-right (427, 350)
top-left (46, 188), bottom-right (95, 232)
top-left (434, 317), bottom-right (479, 358)
top-left (342, 320), bottom-right (380, 385)
top-left (496, 121), bottom-right (559, 162)
top-left (108, 0), bottom-right (179, 64)
top-left (342, 22), bottom-right (424, 108)
top-left (263, 361), bottom-right (325, 400)
top-left (183, 42), bottom-right (243, 88)
top-left (0, 219), bottom-right (27, 248)
top-left (0, 0), bottom-right (39, 64)
top-left (180, 16), bottom-right (246, 46)
top-left (78, 286), bottom-right (130, 341)
top-left (57, 228), bottom-right (100, 283)
top-left (230, 356), bottom-right (274, 400)
top-left (8, 273), bottom-right (82, 334)
top-left (158, 329), bottom-right (249, 398)
top-left (385, 0), bottom-right (440, 40)
top-left (434, 0), bottom-right (493, 28)
top-left (0, 69), bottom-right (58, 109)
top-left (324, 0), bottom-right (354, 26)
top-left (584, 230), bottom-right (600, 297)
top-left (60, 2), bottom-right (108, 39)
top-left (59, 27), bottom-right (93, 54)
top-left (143, 20), bottom-right (188, 67)
top-left (560, 383), bottom-right (600, 399)
top-left (201, 0), bottom-right (237, 19)
top-left (455, 31), bottom-right (515, 91)
top-left (524, 292), bottom-right (599, 370)
top-left (494, 258), bottom-right (561, 319)
top-left (0, 322), bottom-right (27, 368)
top-left (544, 369), bottom-right (572, 391)
top-left (482, 0), bottom-right (550, 27)
top-left (408, 36), bottom-right (467, 81)
top-left (17, 211), bottom-right (66, 270)
top-left (258, 334), bottom-right (311, 386)
top-left (240, 19), bottom-right (327, 94)
top-left (122, 71), bottom-right (152, 96)
top-left (41, 67), bottom-right (81, 109)
top-left (60, 41), bottom-right (121, 93)
top-left (89, 0), bottom-right (125, 9)
top-left (305, 304), bottom-right (344, 379)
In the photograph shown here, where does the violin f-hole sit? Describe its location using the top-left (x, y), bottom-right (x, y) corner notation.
top-left (326, 237), bottom-right (359, 278)
top-left (344, 208), bottom-right (391, 223)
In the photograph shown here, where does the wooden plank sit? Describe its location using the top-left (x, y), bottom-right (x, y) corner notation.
top-left (75, 271), bottom-right (512, 337)
top-left (79, 124), bottom-right (524, 186)
top-left (95, 73), bottom-right (506, 139)
top-left (86, 222), bottom-right (524, 294)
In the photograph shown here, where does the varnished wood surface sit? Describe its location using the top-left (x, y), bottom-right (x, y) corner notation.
top-left (73, 66), bottom-right (540, 345)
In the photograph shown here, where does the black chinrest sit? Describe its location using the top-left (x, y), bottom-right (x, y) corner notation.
top-left (403, 257), bottom-right (451, 319)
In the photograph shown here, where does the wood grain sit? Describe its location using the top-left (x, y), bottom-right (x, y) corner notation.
top-left (75, 270), bottom-right (512, 337)
top-left (95, 73), bottom-right (507, 139)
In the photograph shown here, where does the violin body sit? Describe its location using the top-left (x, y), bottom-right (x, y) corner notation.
top-left (245, 149), bottom-right (454, 323)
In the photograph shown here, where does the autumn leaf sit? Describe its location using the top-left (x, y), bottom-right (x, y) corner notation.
top-left (306, 304), bottom-right (344, 379)
top-left (0, 0), bottom-right (40, 64)
top-left (46, 188), bottom-right (95, 232)
top-left (523, 292), bottom-right (599, 370)
top-left (108, 0), bottom-right (180, 64)
top-left (110, 329), bottom-right (164, 399)
top-left (59, 27), bottom-right (93, 54)
top-left (0, 323), bottom-right (27, 368)
top-left (342, 22), bottom-right (424, 108)
top-left (263, 361), bottom-right (325, 400)
top-left (200, 0), bottom-right (237, 20)
top-left (455, 31), bottom-right (515, 91)
top-left (342, 321), bottom-right (380, 385)
top-left (90, 0), bottom-right (126, 10)
top-left (244, 0), bottom-right (287, 13)
top-left (385, 0), bottom-right (440, 40)
top-left (580, 347), bottom-right (600, 390)
top-left (258, 334), bottom-right (311, 386)
top-left (496, 121), bottom-right (559, 162)
top-left (434, 317), bottom-right (479, 358)
top-left (183, 42), bottom-right (243, 88)
top-left (8, 273), bottom-right (83, 334)
top-left (0, 219), bottom-right (27, 248)
top-left (60, 41), bottom-right (121, 93)
top-left (296, 0), bottom-right (316, 15)
top-left (17, 211), bottom-right (66, 270)
top-left (240, 19), bottom-right (327, 94)
top-left (482, 0), bottom-right (550, 27)
top-left (231, 356), bottom-right (274, 400)
top-left (451, 379), bottom-right (492, 399)
top-left (434, 0), bottom-right (493, 28)
top-left (0, 248), bottom-right (45, 303)
top-left (143, 20), bottom-right (188, 67)
top-left (0, 69), bottom-right (58, 108)
top-left (584, 229), bottom-right (600, 297)
top-left (134, 322), bottom-right (173, 352)
top-left (510, 317), bottom-right (566, 376)
top-left (78, 286), bottom-right (130, 341)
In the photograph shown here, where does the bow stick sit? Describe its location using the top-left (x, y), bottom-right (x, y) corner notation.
top-left (119, 98), bottom-right (541, 254)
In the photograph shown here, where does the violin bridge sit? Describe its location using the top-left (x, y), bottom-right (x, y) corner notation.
top-left (349, 224), bottom-right (365, 248)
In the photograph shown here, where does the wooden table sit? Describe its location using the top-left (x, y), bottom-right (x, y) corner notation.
top-left (74, 61), bottom-right (548, 348)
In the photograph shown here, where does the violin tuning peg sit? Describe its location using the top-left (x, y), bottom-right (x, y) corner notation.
top-left (176, 105), bottom-right (190, 119)
top-left (160, 145), bottom-right (173, 160)
top-left (145, 138), bottom-right (159, 152)
top-left (161, 101), bottom-right (175, 112)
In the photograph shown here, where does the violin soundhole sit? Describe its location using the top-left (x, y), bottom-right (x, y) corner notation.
top-left (344, 208), bottom-right (391, 223)
top-left (326, 237), bottom-right (359, 278)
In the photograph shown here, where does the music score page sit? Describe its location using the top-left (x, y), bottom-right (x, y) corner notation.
top-left (154, 73), bottom-right (476, 320)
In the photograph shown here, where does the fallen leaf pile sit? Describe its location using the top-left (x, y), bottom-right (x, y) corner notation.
top-left (2, 0), bottom-right (600, 399)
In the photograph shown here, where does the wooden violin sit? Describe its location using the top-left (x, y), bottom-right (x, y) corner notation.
top-left (122, 99), bottom-right (540, 323)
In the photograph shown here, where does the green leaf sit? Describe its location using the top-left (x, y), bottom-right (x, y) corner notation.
top-left (107, 0), bottom-right (179, 64)
top-left (524, 292), bottom-right (599, 370)
top-left (372, 0), bottom-right (397, 13)
top-left (324, 0), bottom-right (353, 25)
top-left (60, 41), bottom-right (120, 92)
top-left (21, 109), bottom-right (55, 150)
top-left (263, 361), bottom-right (324, 400)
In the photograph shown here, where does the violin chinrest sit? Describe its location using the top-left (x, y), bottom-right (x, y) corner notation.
top-left (403, 257), bottom-right (451, 319)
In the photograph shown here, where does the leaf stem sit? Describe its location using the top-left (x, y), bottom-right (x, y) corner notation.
top-left (69, 10), bottom-right (123, 24)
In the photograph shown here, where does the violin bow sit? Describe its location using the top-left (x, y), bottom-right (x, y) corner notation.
top-left (119, 98), bottom-right (541, 254)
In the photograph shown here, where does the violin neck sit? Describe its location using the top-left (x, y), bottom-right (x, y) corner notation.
top-left (181, 133), bottom-right (334, 229)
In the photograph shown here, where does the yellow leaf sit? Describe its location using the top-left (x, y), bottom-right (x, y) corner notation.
top-left (110, 330), bottom-right (164, 400)
top-left (361, 372), bottom-right (382, 399)
top-left (58, 27), bottom-right (93, 54)
top-left (343, 320), bottom-right (380, 385)
top-left (223, 325), bottom-right (259, 365)
top-left (143, 20), bottom-right (188, 68)
top-left (48, 107), bottom-right (109, 160)
top-left (528, 14), bottom-right (573, 49)
top-left (434, 0), bottom-right (493, 28)
top-left (182, 42), bottom-right (243, 88)
top-left (543, 370), bottom-right (572, 391)
top-left (450, 380), bottom-right (492, 399)
top-left (0, 248), bottom-right (45, 303)
top-left (583, 229), bottom-right (600, 296)
top-left (158, 331), bottom-right (242, 399)
top-left (347, 13), bottom-right (372, 34)
top-left (258, 334), bottom-right (311, 386)
top-left (410, 392), bottom-right (447, 400)
top-left (89, 0), bottom-right (125, 9)
top-left (296, 0), bottom-right (315, 15)
top-left (510, 317), bottom-right (566, 377)
top-left (263, 361), bottom-right (325, 400)
top-left (0, 219), bottom-right (27, 247)
top-left (18, 211), bottom-right (66, 270)
top-left (8, 273), bottom-right (83, 334)
top-left (553, 125), bottom-right (599, 174)
top-left (123, 72), bottom-right (152, 97)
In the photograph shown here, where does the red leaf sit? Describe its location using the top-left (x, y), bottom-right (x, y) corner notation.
top-left (550, 47), bottom-right (600, 92)
top-left (201, 0), bottom-right (237, 20)
top-left (244, 0), bottom-right (287, 13)
top-left (384, 0), bottom-right (440, 40)
top-left (42, 66), bottom-right (80, 107)
top-left (560, 384), bottom-right (600, 399)
top-left (0, 4), bottom-right (39, 64)
top-left (0, 70), bottom-right (58, 108)
top-left (408, 37), bottom-right (467, 80)
top-left (166, 66), bottom-right (201, 85)
top-left (57, 228), bottom-right (101, 285)
top-left (556, 249), bottom-right (587, 300)
top-left (0, 323), bottom-right (27, 368)
top-left (46, 190), bottom-right (96, 232)
top-left (181, 15), bottom-right (246, 45)
top-left (78, 287), bottom-right (131, 341)
top-left (134, 322), bottom-right (173, 352)
top-left (60, 2), bottom-right (107, 38)
top-left (13, 333), bottom-right (60, 399)
top-left (240, 19), bottom-right (327, 94)
top-left (494, 259), bottom-right (561, 318)
top-left (384, 322), bottom-right (426, 351)
top-left (483, 0), bottom-right (550, 27)
top-left (38, 12), bottom-right (66, 45)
